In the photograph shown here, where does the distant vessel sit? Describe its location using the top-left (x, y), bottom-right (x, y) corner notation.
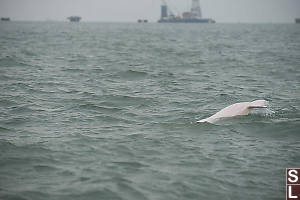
top-left (1, 17), bottom-right (10, 21)
top-left (158, 0), bottom-right (215, 23)
top-left (68, 16), bottom-right (81, 22)
top-left (296, 18), bottom-right (300, 24)
top-left (137, 19), bottom-right (148, 23)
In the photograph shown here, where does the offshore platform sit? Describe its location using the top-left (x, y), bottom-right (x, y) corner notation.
top-left (158, 0), bottom-right (215, 23)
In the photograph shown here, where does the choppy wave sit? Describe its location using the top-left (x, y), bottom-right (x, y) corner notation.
top-left (113, 70), bottom-right (148, 80)
top-left (0, 22), bottom-right (299, 200)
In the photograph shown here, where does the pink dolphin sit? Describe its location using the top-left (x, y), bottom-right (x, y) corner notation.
top-left (198, 100), bottom-right (267, 123)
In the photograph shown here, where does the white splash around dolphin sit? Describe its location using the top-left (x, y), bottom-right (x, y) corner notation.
top-left (197, 100), bottom-right (267, 123)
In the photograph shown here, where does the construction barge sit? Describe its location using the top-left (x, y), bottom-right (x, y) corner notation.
top-left (158, 0), bottom-right (215, 23)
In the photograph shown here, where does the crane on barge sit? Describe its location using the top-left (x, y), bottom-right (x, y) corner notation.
top-left (158, 0), bottom-right (215, 23)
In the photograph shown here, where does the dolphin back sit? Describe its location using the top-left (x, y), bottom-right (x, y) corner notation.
top-left (248, 100), bottom-right (267, 108)
top-left (197, 100), bottom-right (268, 123)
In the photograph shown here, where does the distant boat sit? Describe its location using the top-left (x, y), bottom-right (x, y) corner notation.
top-left (296, 18), bottom-right (300, 24)
top-left (137, 19), bottom-right (148, 23)
top-left (1, 17), bottom-right (10, 21)
top-left (68, 16), bottom-right (81, 22)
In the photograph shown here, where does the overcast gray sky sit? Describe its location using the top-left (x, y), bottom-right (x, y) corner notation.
top-left (0, 0), bottom-right (299, 23)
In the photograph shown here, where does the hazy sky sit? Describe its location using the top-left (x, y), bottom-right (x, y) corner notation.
top-left (0, 0), bottom-right (299, 23)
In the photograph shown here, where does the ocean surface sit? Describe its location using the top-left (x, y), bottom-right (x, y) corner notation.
top-left (0, 22), bottom-right (299, 200)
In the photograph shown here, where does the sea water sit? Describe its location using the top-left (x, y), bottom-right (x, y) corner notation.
top-left (0, 22), bottom-right (300, 200)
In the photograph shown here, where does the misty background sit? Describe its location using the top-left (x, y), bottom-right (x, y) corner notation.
top-left (0, 0), bottom-right (299, 23)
